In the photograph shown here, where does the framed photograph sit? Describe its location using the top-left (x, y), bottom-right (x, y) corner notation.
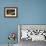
top-left (4, 7), bottom-right (18, 18)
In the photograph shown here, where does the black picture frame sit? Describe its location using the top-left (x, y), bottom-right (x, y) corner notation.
top-left (4, 7), bottom-right (18, 18)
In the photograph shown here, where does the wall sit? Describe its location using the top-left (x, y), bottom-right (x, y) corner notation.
top-left (0, 0), bottom-right (46, 44)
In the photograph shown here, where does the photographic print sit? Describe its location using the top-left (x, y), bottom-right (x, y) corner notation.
top-left (4, 7), bottom-right (18, 18)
